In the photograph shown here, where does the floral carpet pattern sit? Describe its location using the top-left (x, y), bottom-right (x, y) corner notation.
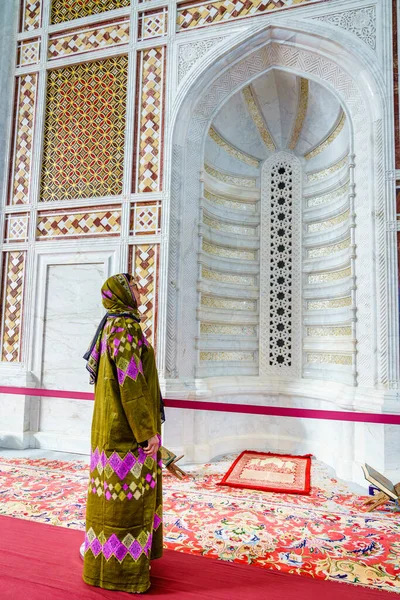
top-left (1, 454), bottom-right (400, 593)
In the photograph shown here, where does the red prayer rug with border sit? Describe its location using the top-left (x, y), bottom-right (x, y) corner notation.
top-left (218, 451), bottom-right (312, 494)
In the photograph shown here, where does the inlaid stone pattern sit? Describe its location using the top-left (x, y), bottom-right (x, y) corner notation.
top-left (1, 252), bottom-right (26, 362)
top-left (50, 0), bottom-right (130, 24)
top-left (36, 209), bottom-right (121, 239)
top-left (17, 39), bottom-right (40, 66)
top-left (135, 48), bottom-right (165, 193)
top-left (48, 21), bottom-right (130, 60)
top-left (132, 245), bottom-right (159, 346)
top-left (4, 214), bottom-right (29, 243)
top-left (139, 10), bottom-right (167, 41)
top-left (176, 0), bottom-right (315, 31)
top-left (22, 0), bottom-right (41, 31)
top-left (131, 202), bottom-right (161, 235)
top-left (41, 57), bottom-right (128, 201)
top-left (10, 74), bottom-right (37, 205)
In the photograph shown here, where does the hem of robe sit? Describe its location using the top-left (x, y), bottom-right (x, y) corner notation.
top-left (151, 550), bottom-right (163, 560)
top-left (83, 574), bottom-right (151, 594)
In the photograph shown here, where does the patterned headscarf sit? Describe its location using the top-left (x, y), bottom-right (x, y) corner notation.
top-left (84, 273), bottom-right (141, 384)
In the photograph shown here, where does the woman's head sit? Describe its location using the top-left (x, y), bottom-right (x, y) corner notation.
top-left (101, 273), bottom-right (140, 313)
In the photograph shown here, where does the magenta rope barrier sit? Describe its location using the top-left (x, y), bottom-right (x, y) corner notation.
top-left (1, 385), bottom-right (400, 425)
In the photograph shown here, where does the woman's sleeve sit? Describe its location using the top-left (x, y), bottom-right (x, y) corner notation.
top-left (108, 326), bottom-right (157, 444)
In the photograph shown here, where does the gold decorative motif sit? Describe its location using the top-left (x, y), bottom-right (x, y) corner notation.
top-left (205, 163), bottom-right (257, 188)
top-left (200, 324), bottom-right (256, 336)
top-left (132, 244), bottom-right (159, 346)
top-left (307, 157), bottom-right (348, 183)
top-left (10, 74), bottom-right (37, 205)
top-left (200, 351), bottom-right (254, 361)
top-left (22, 0), bottom-right (41, 31)
top-left (177, 0), bottom-right (314, 31)
top-left (203, 214), bottom-right (256, 236)
top-left (242, 86), bottom-right (276, 152)
top-left (135, 47), bottom-right (165, 193)
top-left (201, 267), bottom-right (255, 286)
top-left (307, 353), bottom-right (352, 365)
top-left (308, 267), bottom-right (351, 284)
top-left (5, 215), bottom-right (29, 242)
top-left (204, 190), bottom-right (256, 212)
top-left (41, 56), bottom-right (128, 201)
top-left (288, 78), bottom-right (309, 150)
top-left (201, 296), bottom-right (256, 311)
top-left (307, 326), bottom-right (352, 337)
top-left (1, 252), bottom-right (26, 362)
top-left (131, 202), bottom-right (161, 235)
top-left (138, 9), bottom-right (167, 41)
top-left (307, 210), bottom-right (350, 233)
top-left (307, 238), bottom-right (350, 258)
top-left (307, 183), bottom-right (349, 207)
top-left (208, 126), bottom-right (259, 167)
top-left (305, 111), bottom-right (346, 160)
top-left (17, 39), bottom-right (40, 66)
top-left (48, 21), bottom-right (130, 60)
top-left (50, 0), bottom-right (130, 24)
top-left (203, 240), bottom-right (256, 260)
top-left (307, 297), bottom-right (352, 310)
top-left (37, 209), bottom-right (121, 239)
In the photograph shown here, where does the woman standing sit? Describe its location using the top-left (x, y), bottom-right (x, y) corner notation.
top-left (82, 273), bottom-right (163, 594)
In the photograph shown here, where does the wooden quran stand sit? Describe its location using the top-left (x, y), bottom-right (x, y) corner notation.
top-left (362, 483), bottom-right (400, 512)
top-left (160, 446), bottom-right (188, 480)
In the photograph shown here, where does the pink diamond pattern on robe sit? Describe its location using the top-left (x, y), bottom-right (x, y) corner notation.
top-left (153, 514), bottom-right (161, 530)
top-left (90, 447), bottom-right (148, 481)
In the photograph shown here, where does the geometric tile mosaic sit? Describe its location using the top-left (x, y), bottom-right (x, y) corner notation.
top-left (36, 208), bottom-right (121, 239)
top-left (10, 74), bottom-right (37, 206)
top-left (4, 214), bottom-right (29, 243)
top-left (130, 202), bottom-right (161, 235)
top-left (50, 0), bottom-right (130, 25)
top-left (22, 0), bottom-right (42, 31)
top-left (176, 0), bottom-right (316, 31)
top-left (41, 56), bottom-right (128, 201)
top-left (48, 21), bottom-right (130, 60)
top-left (131, 244), bottom-right (159, 347)
top-left (17, 39), bottom-right (40, 67)
top-left (134, 47), bottom-right (165, 193)
top-left (1, 251), bottom-right (26, 362)
top-left (138, 10), bottom-right (167, 41)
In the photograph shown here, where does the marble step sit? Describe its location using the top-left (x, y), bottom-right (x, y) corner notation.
top-left (199, 252), bottom-right (259, 273)
top-left (198, 280), bottom-right (259, 299)
top-left (201, 198), bottom-right (260, 224)
top-left (201, 226), bottom-right (260, 250)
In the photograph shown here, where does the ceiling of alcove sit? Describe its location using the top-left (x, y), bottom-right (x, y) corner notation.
top-left (205, 70), bottom-right (349, 174)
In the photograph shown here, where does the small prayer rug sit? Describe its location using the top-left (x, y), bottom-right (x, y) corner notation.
top-left (218, 451), bottom-right (312, 494)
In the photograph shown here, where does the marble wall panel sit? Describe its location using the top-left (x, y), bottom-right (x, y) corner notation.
top-left (134, 47), bottom-right (165, 193)
top-left (1, 251), bottom-right (26, 362)
top-left (50, 0), bottom-right (130, 24)
top-left (41, 263), bottom-right (104, 390)
top-left (9, 74), bottom-right (37, 206)
top-left (41, 57), bottom-right (128, 201)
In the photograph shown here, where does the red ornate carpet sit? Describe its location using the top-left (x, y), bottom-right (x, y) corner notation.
top-left (1, 515), bottom-right (396, 599)
top-left (1, 454), bottom-right (400, 594)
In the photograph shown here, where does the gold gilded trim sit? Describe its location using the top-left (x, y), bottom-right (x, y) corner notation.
top-left (208, 126), bottom-right (259, 167)
top-left (288, 78), bottom-right (309, 151)
top-left (305, 110), bottom-right (346, 160)
top-left (242, 86), bottom-right (276, 152)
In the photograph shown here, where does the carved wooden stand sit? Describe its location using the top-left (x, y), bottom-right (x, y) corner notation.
top-left (362, 483), bottom-right (400, 512)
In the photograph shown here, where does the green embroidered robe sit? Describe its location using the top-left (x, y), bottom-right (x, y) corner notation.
top-left (83, 316), bottom-right (163, 594)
